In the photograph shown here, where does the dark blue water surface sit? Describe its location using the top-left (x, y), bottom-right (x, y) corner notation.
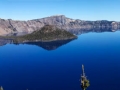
top-left (0, 31), bottom-right (120, 90)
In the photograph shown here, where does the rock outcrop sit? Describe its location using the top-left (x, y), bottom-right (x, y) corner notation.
top-left (0, 15), bottom-right (120, 35)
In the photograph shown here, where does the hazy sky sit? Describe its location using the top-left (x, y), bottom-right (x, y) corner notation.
top-left (0, 0), bottom-right (120, 21)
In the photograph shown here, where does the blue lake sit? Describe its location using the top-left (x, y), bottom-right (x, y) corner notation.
top-left (0, 30), bottom-right (120, 90)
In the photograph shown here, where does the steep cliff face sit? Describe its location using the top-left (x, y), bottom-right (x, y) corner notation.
top-left (33, 15), bottom-right (83, 30)
top-left (0, 15), bottom-right (120, 35)
top-left (0, 18), bottom-right (45, 35)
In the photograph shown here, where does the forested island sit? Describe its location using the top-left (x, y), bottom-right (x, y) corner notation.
top-left (0, 25), bottom-right (77, 43)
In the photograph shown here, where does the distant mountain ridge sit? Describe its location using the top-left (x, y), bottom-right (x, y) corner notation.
top-left (0, 15), bottom-right (120, 35)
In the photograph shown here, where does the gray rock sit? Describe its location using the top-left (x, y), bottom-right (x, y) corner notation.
top-left (0, 15), bottom-right (120, 35)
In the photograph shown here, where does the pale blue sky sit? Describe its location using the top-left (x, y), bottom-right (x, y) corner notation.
top-left (0, 0), bottom-right (120, 21)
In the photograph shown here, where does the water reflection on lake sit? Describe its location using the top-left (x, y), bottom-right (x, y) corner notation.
top-left (0, 29), bottom-right (120, 90)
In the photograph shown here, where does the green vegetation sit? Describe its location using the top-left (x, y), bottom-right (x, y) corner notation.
top-left (81, 78), bottom-right (90, 90)
top-left (81, 65), bottom-right (90, 90)
top-left (0, 25), bottom-right (77, 43)
top-left (83, 79), bottom-right (90, 88)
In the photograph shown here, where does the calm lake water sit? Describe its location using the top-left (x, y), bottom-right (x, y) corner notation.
top-left (0, 30), bottom-right (120, 90)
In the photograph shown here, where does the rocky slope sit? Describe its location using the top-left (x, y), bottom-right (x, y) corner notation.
top-left (0, 15), bottom-right (120, 35)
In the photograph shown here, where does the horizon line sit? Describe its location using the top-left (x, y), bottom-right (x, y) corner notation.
top-left (0, 15), bottom-right (119, 22)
